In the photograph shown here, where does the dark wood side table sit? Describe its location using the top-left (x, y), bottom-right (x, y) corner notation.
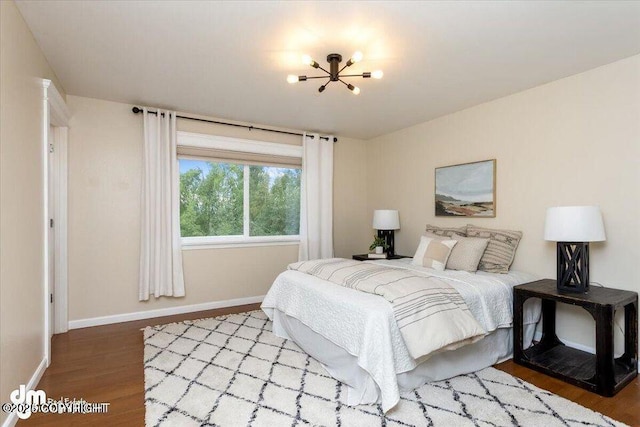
top-left (514, 279), bottom-right (638, 396)
top-left (352, 254), bottom-right (410, 261)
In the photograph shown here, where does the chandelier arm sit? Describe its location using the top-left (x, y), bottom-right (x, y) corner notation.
top-left (339, 73), bottom-right (370, 78)
top-left (314, 65), bottom-right (331, 75)
top-left (318, 78), bottom-right (332, 93)
top-left (304, 76), bottom-right (331, 80)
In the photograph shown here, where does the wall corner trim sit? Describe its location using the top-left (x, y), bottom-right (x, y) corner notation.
top-left (42, 79), bottom-right (71, 126)
top-left (1, 358), bottom-right (47, 427)
top-left (68, 295), bottom-right (265, 330)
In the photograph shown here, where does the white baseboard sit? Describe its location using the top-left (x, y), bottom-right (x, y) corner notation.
top-left (1, 358), bottom-right (47, 427)
top-left (68, 295), bottom-right (265, 330)
top-left (533, 331), bottom-right (640, 370)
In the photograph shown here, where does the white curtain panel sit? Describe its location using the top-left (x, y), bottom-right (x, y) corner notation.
top-left (139, 108), bottom-right (185, 300)
top-left (298, 133), bottom-right (334, 261)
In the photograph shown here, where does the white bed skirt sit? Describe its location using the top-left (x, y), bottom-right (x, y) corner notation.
top-left (268, 308), bottom-right (537, 407)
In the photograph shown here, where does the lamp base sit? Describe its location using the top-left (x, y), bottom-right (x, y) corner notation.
top-left (556, 242), bottom-right (589, 293)
top-left (377, 230), bottom-right (395, 257)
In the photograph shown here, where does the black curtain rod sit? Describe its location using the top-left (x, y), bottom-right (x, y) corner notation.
top-left (131, 107), bottom-right (337, 143)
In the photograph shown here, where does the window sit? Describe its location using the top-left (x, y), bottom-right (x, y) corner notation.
top-left (179, 160), bottom-right (244, 237)
top-left (177, 132), bottom-right (302, 247)
top-left (249, 166), bottom-right (301, 236)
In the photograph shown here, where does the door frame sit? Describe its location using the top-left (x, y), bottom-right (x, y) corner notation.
top-left (42, 80), bottom-right (71, 365)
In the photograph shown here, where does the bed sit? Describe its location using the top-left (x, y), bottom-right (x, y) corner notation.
top-left (261, 258), bottom-right (541, 412)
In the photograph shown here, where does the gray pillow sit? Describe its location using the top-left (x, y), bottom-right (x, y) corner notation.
top-left (425, 224), bottom-right (467, 238)
top-left (466, 225), bottom-right (522, 273)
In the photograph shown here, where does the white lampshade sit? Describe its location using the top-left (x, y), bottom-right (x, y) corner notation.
top-left (544, 206), bottom-right (606, 242)
top-left (373, 210), bottom-right (400, 230)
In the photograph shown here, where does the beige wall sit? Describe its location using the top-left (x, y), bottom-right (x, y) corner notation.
top-left (0, 0), bottom-right (66, 423)
top-left (67, 95), bottom-right (369, 321)
top-left (333, 136), bottom-right (370, 257)
top-left (367, 55), bottom-right (640, 352)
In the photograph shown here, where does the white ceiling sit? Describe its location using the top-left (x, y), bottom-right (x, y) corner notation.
top-left (16, 1), bottom-right (640, 139)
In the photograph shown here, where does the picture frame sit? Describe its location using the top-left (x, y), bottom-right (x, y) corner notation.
top-left (435, 159), bottom-right (496, 217)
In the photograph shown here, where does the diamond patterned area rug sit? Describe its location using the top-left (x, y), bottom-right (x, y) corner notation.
top-left (144, 310), bottom-right (625, 427)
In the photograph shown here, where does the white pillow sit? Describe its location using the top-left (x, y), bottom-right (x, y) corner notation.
top-left (411, 235), bottom-right (457, 271)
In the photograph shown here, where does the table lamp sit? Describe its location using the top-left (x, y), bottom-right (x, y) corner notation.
top-left (544, 206), bottom-right (606, 293)
top-left (373, 210), bottom-right (400, 257)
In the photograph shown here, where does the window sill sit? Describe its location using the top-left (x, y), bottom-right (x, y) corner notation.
top-left (181, 236), bottom-right (300, 251)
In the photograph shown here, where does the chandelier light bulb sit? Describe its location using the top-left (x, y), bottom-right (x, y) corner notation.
top-left (371, 70), bottom-right (384, 79)
top-left (302, 54), bottom-right (313, 66)
top-left (351, 51), bottom-right (363, 63)
top-left (346, 83), bottom-right (360, 94)
top-left (286, 75), bottom-right (299, 84)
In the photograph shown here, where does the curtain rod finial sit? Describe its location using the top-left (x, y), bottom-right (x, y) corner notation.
top-left (132, 106), bottom-right (142, 114)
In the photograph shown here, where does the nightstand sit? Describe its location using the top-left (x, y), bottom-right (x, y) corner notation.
top-left (513, 279), bottom-right (638, 396)
top-left (352, 254), bottom-right (410, 261)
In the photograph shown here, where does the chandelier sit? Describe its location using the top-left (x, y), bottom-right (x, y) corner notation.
top-left (287, 52), bottom-right (383, 95)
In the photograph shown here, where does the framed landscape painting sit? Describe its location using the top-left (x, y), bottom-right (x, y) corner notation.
top-left (435, 159), bottom-right (496, 217)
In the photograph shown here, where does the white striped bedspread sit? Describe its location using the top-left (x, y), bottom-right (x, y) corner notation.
top-left (288, 258), bottom-right (486, 361)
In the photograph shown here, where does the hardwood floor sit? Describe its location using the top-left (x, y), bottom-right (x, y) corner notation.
top-left (22, 305), bottom-right (638, 426)
top-left (495, 360), bottom-right (639, 426)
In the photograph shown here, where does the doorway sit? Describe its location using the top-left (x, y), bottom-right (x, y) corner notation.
top-left (43, 80), bottom-right (71, 366)
top-left (48, 124), bottom-right (55, 342)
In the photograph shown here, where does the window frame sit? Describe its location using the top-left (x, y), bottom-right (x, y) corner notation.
top-left (177, 132), bottom-right (302, 249)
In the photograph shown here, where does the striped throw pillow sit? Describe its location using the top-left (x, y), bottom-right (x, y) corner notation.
top-left (466, 225), bottom-right (522, 273)
top-left (425, 224), bottom-right (467, 238)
